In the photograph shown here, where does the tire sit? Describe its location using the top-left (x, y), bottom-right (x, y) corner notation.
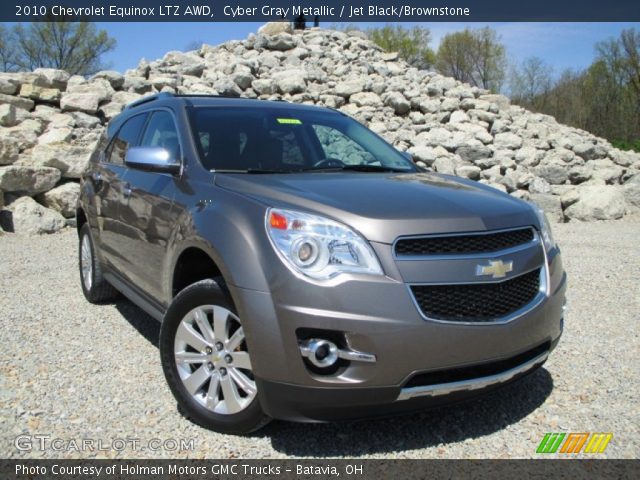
top-left (160, 278), bottom-right (270, 434)
top-left (79, 223), bottom-right (118, 303)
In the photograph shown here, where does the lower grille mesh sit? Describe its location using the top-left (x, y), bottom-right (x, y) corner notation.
top-left (411, 269), bottom-right (541, 322)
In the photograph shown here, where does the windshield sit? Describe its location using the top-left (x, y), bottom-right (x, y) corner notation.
top-left (188, 106), bottom-right (416, 173)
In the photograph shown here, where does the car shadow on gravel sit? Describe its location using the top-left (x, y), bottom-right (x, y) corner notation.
top-left (259, 368), bottom-right (554, 456)
top-left (114, 299), bottom-right (160, 348)
top-left (111, 299), bottom-right (554, 456)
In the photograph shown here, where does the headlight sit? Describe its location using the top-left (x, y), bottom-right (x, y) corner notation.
top-left (531, 204), bottom-right (555, 251)
top-left (266, 208), bottom-right (383, 280)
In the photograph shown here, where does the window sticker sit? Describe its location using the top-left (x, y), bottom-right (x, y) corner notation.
top-left (276, 118), bottom-right (302, 125)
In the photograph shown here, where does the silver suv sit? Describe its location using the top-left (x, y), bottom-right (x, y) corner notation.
top-left (77, 93), bottom-right (566, 433)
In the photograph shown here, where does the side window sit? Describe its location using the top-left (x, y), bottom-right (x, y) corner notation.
top-left (140, 111), bottom-right (181, 160)
top-left (312, 125), bottom-right (377, 165)
top-left (107, 114), bottom-right (147, 165)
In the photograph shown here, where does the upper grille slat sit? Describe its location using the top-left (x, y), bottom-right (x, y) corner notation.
top-left (410, 269), bottom-right (541, 323)
top-left (395, 228), bottom-right (534, 257)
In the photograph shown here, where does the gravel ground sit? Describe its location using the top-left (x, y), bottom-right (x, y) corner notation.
top-left (1, 220), bottom-right (638, 459)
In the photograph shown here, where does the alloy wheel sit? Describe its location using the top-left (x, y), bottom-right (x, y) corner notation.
top-left (80, 234), bottom-right (93, 291)
top-left (173, 305), bottom-right (257, 415)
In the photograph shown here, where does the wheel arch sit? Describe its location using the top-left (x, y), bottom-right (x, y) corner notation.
top-left (170, 245), bottom-right (226, 298)
top-left (76, 207), bottom-right (87, 235)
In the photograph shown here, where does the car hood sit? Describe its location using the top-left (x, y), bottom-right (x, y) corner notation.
top-left (215, 172), bottom-right (537, 244)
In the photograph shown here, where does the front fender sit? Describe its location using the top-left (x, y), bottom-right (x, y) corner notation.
top-left (164, 192), bottom-right (273, 302)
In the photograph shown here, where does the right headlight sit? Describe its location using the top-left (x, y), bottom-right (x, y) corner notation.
top-left (265, 208), bottom-right (383, 281)
top-left (531, 204), bottom-right (556, 251)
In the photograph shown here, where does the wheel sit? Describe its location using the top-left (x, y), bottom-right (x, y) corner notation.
top-left (159, 279), bottom-right (270, 434)
top-left (79, 223), bottom-right (118, 303)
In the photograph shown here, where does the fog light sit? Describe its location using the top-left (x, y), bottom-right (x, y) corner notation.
top-left (300, 339), bottom-right (339, 368)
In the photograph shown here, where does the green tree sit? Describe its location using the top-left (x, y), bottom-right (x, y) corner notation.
top-left (521, 28), bottom-right (640, 150)
top-left (8, 17), bottom-right (116, 75)
top-left (0, 25), bottom-right (18, 72)
top-left (436, 27), bottom-right (506, 92)
top-left (366, 25), bottom-right (435, 69)
top-left (510, 57), bottom-right (554, 109)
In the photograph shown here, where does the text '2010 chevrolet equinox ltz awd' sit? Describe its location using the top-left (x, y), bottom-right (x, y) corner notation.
top-left (77, 93), bottom-right (566, 434)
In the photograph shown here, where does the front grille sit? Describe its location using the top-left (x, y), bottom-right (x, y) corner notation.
top-left (404, 341), bottom-right (550, 388)
top-left (411, 268), bottom-right (541, 322)
top-left (395, 228), bottom-right (534, 257)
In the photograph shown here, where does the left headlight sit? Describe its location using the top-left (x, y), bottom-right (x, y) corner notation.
top-left (531, 204), bottom-right (556, 251)
top-left (265, 208), bottom-right (383, 280)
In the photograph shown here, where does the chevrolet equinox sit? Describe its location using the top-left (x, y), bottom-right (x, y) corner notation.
top-left (77, 93), bottom-right (566, 433)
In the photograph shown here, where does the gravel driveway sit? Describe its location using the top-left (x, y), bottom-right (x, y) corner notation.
top-left (1, 219), bottom-right (638, 459)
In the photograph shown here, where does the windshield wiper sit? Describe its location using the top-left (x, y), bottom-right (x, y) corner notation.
top-left (245, 168), bottom-right (302, 174)
top-left (305, 164), bottom-right (410, 173)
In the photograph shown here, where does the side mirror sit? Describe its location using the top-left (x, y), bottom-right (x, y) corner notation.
top-left (125, 146), bottom-right (181, 174)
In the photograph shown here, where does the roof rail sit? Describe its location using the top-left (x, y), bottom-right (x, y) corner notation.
top-left (126, 92), bottom-right (174, 110)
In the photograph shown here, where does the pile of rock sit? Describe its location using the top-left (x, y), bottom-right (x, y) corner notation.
top-left (1, 22), bottom-right (639, 234)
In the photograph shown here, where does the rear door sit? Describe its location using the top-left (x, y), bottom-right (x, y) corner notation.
top-left (96, 113), bottom-right (148, 274)
top-left (117, 109), bottom-right (180, 304)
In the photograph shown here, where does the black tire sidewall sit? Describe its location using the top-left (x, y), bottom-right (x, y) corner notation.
top-left (159, 279), bottom-right (266, 434)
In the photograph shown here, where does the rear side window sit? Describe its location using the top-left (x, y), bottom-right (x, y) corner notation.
top-left (140, 111), bottom-right (181, 160)
top-left (106, 113), bottom-right (147, 165)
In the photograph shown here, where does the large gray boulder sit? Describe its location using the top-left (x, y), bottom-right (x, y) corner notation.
top-left (0, 93), bottom-right (34, 111)
top-left (3, 196), bottom-right (66, 234)
top-left (272, 69), bottom-right (307, 94)
top-left (252, 78), bottom-right (277, 95)
top-left (529, 193), bottom-right (564, 223)
top-left (622, 174), bottom-right (640, 208)
top-left (36, 181), bottom-right (79, 218)
top-left (0, 166), bottom-right (61, 194)
top-left (19, 84), bottom-right (61, 104)
top-left (350, 92), bottom-right (383, 107)
top-left (60, 92), bottom-right (103, 114)
top-left (258, 21), bottom-right (294, 36)
top-left (30, 142), bottom-right (97, 178)
top-left (493, 132), bottom-right (523, 150)
top-left (0, 137), bottom-right (19, 165)
top-left (91, 70), bottom-right (126, 89)
top-left (534, 163), bottom-right (569, 185)
top-left (384, 92), bottom-right (410, 115)
top-left (564, 186), bottom-right (626, 221)
top-left (33, 68), bottom-right (70, 90)
top-left (264, 33), bottom-right (297, 51)
top-left (335, 78), bottom-right (366, 98)
top-left (0, 104), bottom-right (17, 127)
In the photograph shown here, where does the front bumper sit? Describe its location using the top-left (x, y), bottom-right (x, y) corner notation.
top-left (256, 334), bottom-right (560, 422)
top-left (228, 248), bottom-right (566, 422)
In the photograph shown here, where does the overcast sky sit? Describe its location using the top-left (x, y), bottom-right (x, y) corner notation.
top-left (92, 22), bottom-right (638, 76)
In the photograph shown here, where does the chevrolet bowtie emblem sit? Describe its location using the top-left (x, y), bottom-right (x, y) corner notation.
top-left (476, 260), bottom-right (513, 279)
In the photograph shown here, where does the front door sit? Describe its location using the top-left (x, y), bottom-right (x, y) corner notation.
top-left (96, 113), bottom-right (148, 275)
top-left (118, 110), bottom-right (179, 303)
